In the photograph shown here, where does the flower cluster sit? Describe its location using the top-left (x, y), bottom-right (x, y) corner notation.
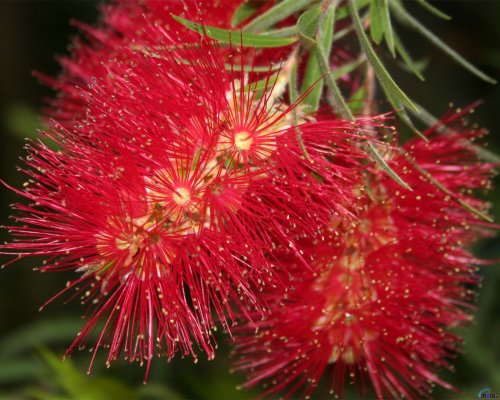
top-left (2, 0), bottom-right (373, 377)
top-left (1, 0), bottom-right (496, 398)
top-left (233, 115), bottom-right (495, 399)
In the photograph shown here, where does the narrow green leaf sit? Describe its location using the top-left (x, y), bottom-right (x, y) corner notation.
top-left (370, 0), bottom-right (384, 45)
top-left (301, 4), bottom-right (336, 111)
top-left (394, 31), bottom-right (425, 81)
top-left (336, 0), bottom-right (371, 21)
top-left (296, 6), bottom-right (321, 47)
top-left (320, 5), bottom-right (336, 56)
top-left (289, 57), bottom-right (300, 105)
top-left (348, 0), bottom-right (418, 112)
top-left (380, 0), bottom-right (395, 56)
top-left (244, 0), bottom-right (311, 33)
top-left (172, 15), bottom-right (297, 48)
top-left (415, 0), bottom-right (451, 20)
top-left (301, 51), bottom-right (322, 111)
top-left (261, 26), bottom-right (296, 38)
top-left (390, 1), bottom-right (497, 84)
top-left (231, 3), bottom-right (258, 27)
top-left (347, 0), bottom-right (419, 112)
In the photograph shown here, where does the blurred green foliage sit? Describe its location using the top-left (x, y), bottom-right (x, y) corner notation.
top-left (0, 1), bottom-right (499, 399)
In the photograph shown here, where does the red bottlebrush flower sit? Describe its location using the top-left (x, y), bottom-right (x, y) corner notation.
top-left (232, 115), bottom-right (496, 399)
top-left (1, 20), bottom-right (374, 377)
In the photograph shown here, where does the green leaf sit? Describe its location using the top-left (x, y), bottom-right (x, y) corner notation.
top-left (301, 51), bottom-right (323, 111)
top-left (336, 0), bottom-right (371, 21)
top-left (394, 31), bottom-right (425, 81)
top-left (369, 0), bottom-right (384, 45)
top-left (347, 0), bottom-right (419, 113)
top-left (370, 0), bottom-right (398, 56)
top-left (172, 15), bottom-right (297, 48)
top-left (296, 6), bottom-right (321, 47)
top-left (380, 0), bottom-right (395, 56)
top-left (390, 1), bottom-right (497, 84)
top-left (261, 26), bottom-right (296, 38)
top-left (320, 5), bottom-right (336, 58)
top-left (231, 3), bottom-right (258, 27)
top-left (244, 0), bottom-right (311, 33)
top-left (415, 0), bottom-right (451, 20)
top-left (300, 4), bottom-right (335, 111)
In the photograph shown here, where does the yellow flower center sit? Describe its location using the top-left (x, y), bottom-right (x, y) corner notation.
top-left (233, 131), bottom-right (253, 151)
top-left (173, 187), bottom-right (191, 206)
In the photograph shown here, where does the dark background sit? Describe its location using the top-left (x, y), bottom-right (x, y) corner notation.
top-left (0, 1), bottom-right (499, 399)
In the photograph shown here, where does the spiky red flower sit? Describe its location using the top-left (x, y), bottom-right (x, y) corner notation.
top-left (2, 16), bottom-right (376, 377)
top-left (232, 114), bottom-right (496, 399)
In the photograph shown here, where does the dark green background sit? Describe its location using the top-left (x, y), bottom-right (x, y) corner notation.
top-left (0, 1), bottom-right (499, 399)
